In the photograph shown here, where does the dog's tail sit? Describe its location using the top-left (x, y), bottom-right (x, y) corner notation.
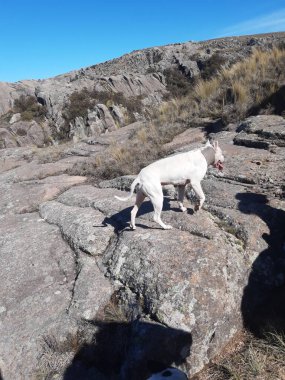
top-left (114, 176), bottom-right (140, 201)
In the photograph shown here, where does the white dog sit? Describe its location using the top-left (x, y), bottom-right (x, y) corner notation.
top-left (115, 140), bottom-right (224, 230)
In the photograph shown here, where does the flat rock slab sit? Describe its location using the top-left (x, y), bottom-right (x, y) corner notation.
top-left (86, 121), bottom-right (143, 146)
top-left (237, 115), bottom-right (285, 141)
top-left (57, 184), bottom-right (135, 225)
top-left (164, 127), bottom-right (206, 153)
top-left (0, 160), bottom-right (76, 183)
top-left (69, 252), bottom-right (113, 321)
top-left (0, 213), bottom-right (75, 380)
top-left (39, 200), bottom-right (114, 256)
top-left (0, 174), bottom-right (86, 214)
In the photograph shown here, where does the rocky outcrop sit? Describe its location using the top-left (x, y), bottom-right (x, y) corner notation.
top-left (5, 119), bottom-right (51, 148)
top-left (234, 114), bottom-right (285, 149)
top-left (1, 33), bottom-right (284, 147)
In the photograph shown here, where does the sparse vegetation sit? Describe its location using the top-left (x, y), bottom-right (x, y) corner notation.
top-left (194, 47), bottom-right (285, 122)
top-left (163, 68), bottom-right (194, 99)
top-left (69, 46), bottom-right (285, 181)
top-left (69, 119), bottom-right (189, 180)
top-left (161, 47), bottom-right (285, 124)
top-left (16, 127), bottom-right (27, 136)
top-left (198, 52), bottom-right (227, 80)
top-left (32, 142), bottom-right (71, 163)
top-left (194, 330), bottom-right (285, 380)
top-left (14, 95), bottom-right (47, 122)
top-left (61, 88), bottom-right (144, 139)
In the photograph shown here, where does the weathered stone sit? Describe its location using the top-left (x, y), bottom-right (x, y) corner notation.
top-left (96, 103), bottom-right (117, 132)
top-left (0, 128), bottom-right (17, 148)
top-left (234, 115), bottom-right (285, 148)
top-left (110, 104), bottom-right (126, 126)
top-left (0, 174), bottom-right (87, 214)
top-left (57, 184), bottom-right (135, 225)
top-left (9, 112), bottom-right (21, 124)
top-left (68, 252), bottom-right (113, 320)
top-left (103, 224), bottom-right (247, 375)
top-left (1, 159), bottom-right (81, 183)
top-left (233, 131), bottom-right (272, 149)
top-left (0, 77), bottom-right (285, 380)
top-left (39, 200), bottom-right (114, 256)
top-left (99, 175), bottom-right (136, 191)
top-left (0, 213), bottom-right (76, 380)
top-left (164, 127), bottom-right (206, 153)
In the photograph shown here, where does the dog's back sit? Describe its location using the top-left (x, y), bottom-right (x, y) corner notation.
top-left (138, 149), bottom-right (207, 185)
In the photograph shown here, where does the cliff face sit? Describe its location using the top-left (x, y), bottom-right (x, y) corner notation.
top-left (0, 32), bottom-right (284, 146)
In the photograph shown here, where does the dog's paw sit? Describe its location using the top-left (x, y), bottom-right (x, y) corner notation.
top-left (130, 224), bottom-right (136, 230)
top-left (180, 206), bottom-right (187, 212)
top-left (164, 224), bottom-right (173, 230)
top-left (194, 204), bottom-right (201, 212)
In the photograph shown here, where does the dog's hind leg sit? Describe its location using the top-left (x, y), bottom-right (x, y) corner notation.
top-left (149, 189), bottom-right (173, 230)
top-left (177, 184), bottom-right (187, 212)
top-left (130, 190), bottom-right (145, 230)
top-left (191, 181), bottom-right (205, 211)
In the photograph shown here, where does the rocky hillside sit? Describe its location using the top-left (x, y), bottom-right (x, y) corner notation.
top-left (0, 32), bottom-right (285, 148)
top-left (0, 33), bottom-right (285, 380)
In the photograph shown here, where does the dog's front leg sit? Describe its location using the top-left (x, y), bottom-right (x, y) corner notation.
top-left (177, 185), bottom-right (187, 212)
top-left (191, 182), bottom-right (205, 211)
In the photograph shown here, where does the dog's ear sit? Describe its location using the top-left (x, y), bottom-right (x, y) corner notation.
top-left (205, 139), bottom-right (212, 147)
top-left (213, 140), bottom-right (219, 149)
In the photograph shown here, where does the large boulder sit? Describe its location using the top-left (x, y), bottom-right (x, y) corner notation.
top-left (234, 115), bottom-right (285, 149)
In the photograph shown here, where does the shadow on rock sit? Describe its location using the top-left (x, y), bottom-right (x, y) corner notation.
top-left (63, 319), bottom-right (192, 380)
top-left (102, 198), bottom-right (172, 232)
top-left (237, 192), bottom-right (285, 335)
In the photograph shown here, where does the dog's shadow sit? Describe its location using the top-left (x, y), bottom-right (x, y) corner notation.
top-left (100, 197), bottom-right (182, 232)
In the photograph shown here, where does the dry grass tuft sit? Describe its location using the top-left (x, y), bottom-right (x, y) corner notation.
top-left (69, 118), bottom-right (190, 180)
top-left (194, 330), bottom-right (285, 380)
top-left (32, 142), bottom-right (72, 164)
top-left (159, 46), bottom-right (285, 125)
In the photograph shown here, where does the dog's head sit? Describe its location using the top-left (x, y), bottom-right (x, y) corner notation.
top-left (213, 140), bottom-right (224, 170)
top-left (205, 140), bottom-right (224, 170)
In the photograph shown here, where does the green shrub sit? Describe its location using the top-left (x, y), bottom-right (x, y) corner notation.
top-left (146, 67), bottom-right (158, 74)
top-left (198, 53), bottom-right (227, 80)
top-left (63, 88), bottom-right (93, 122)
top-left (14, 95), bottom-right (47, 122)
top-left (61, 88), bottom-right (144, 139)
top-left (163, 68), bottom-right (193, 99)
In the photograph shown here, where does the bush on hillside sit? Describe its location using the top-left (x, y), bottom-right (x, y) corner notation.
top-left (163, 68), bottom-right (194, 99)
top-left (14, 95), bottom-right (47, 122)
top-left (61, 88), bottom-right (144, 139)
top-left (198, 52), bottom-right (227, 80)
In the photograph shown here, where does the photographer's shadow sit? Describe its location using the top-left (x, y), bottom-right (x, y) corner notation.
top-left (237, 192), bottom-right (285, 335)
top-left (63, 319), bottom-right (192, 380)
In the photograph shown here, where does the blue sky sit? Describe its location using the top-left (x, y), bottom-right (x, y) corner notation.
top-left (1, 0), bottom-right (285, 82)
